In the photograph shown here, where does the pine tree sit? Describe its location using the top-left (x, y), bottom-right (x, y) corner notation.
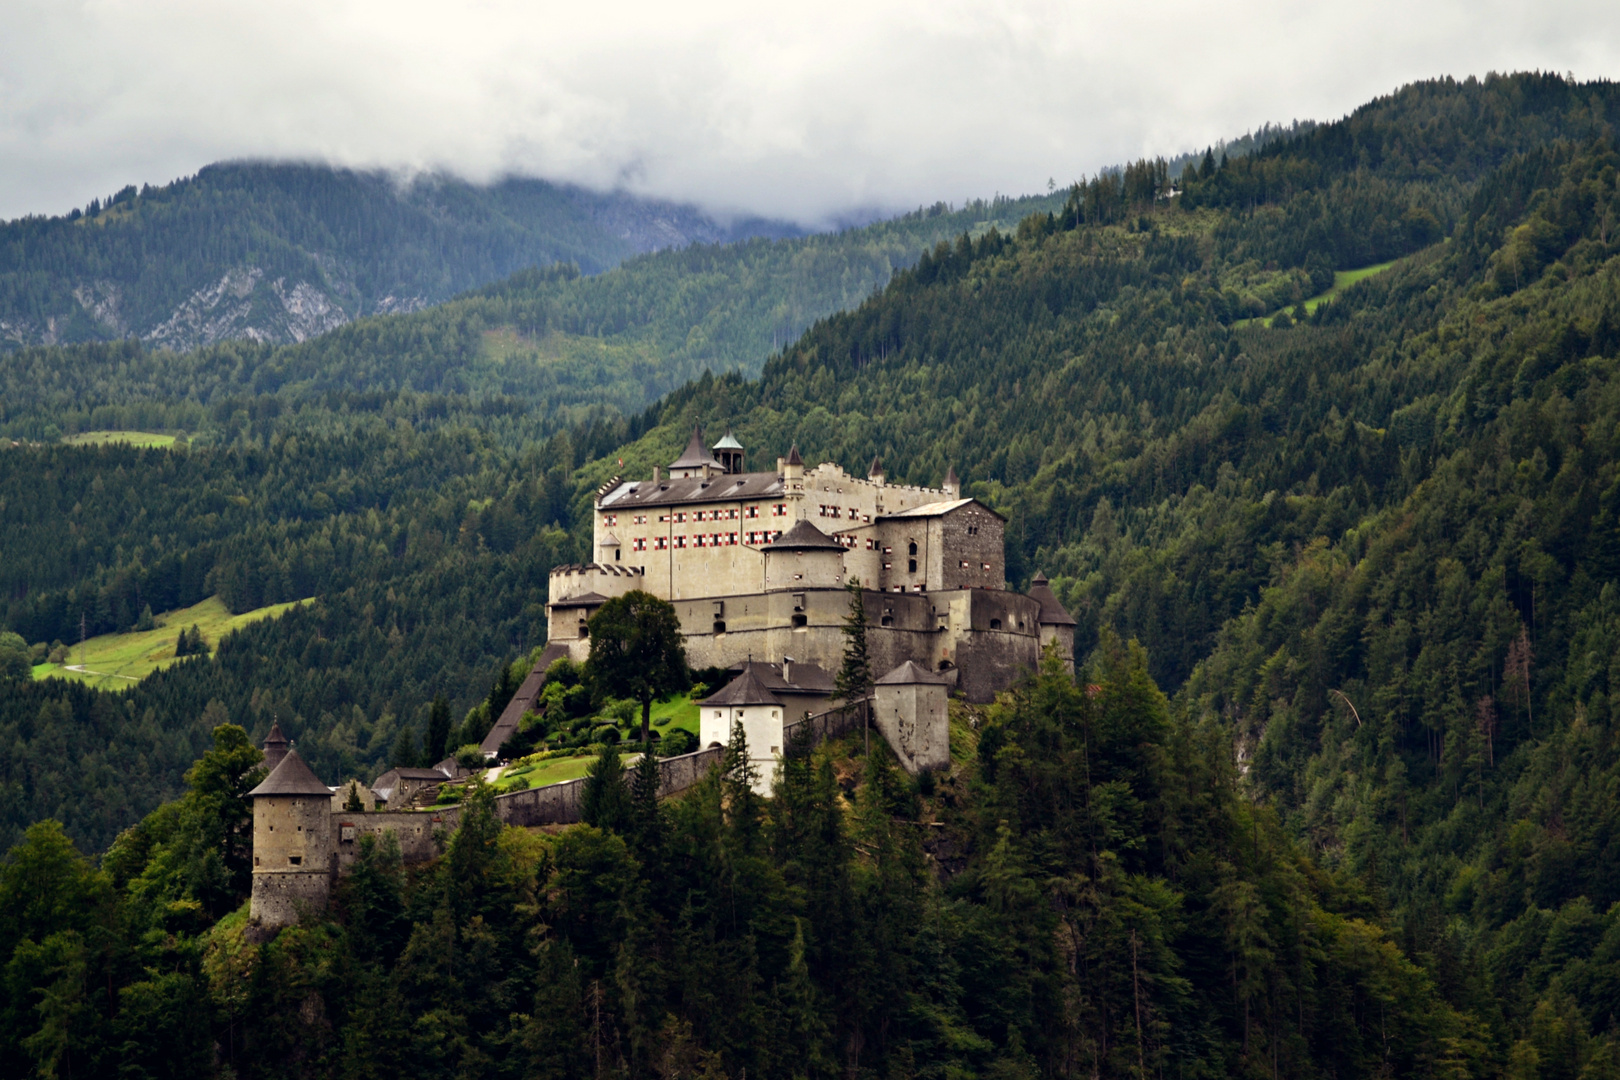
top-left (425, 694), bottom-right (452, 765)
top-left (834, 576), bottom-right (873, 704)
top-left (581, 742), bottom-right (630, 833)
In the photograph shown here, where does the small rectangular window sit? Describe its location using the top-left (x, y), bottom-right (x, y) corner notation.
top-left (654, 537), bottom-right (668, 550)
top-left (982, 562), bottom-right (992, 571)
top-left (960, 560), bottom-right (970, 569)
top-left (675, 536), bottom-right (687, 549)
top-left (288, 856), bottom-right (302, 866)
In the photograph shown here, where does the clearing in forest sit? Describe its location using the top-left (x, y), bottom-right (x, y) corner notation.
top-left (61, 430), bottom-right (180, 448)
top-left (31, 595), bottom-right (313, 690)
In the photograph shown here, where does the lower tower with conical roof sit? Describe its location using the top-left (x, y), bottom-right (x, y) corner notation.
top-left (247, 736), bottom-right (335, 927)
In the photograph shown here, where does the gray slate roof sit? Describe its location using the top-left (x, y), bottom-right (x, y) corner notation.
top-left (550, 591), bottom-right (611, 608)
top-left (1028, 572), bottom-right (1078, 626)
top-left (879, 497), bottom-right (1004, 521)
top-left (729, 659), bottom-right (836, 695)
top-left (701, 667), bottom-right (784, 707)
top-left (480, 664), bottom-right (551, 756)
top-left (875, 660), bottom-right (954, 686)
top-left (599, 470), bottom-right (784, 510)
top-left (670, 427), bottom-right (723, 470)
top-left (248, 748), bottom-right (333, 797)
top-left (763, 519), bottom-right (844, 551)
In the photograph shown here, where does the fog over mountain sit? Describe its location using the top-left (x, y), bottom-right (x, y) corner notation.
top-left (4, 0), bottom-right (1618, 225)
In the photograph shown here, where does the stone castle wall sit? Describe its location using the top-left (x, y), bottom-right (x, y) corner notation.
top-left (253, 745), bottom-right (733, 926)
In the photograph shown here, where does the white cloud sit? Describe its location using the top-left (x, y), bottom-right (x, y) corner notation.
top-left (1, 0), bottom-right (1616, 223)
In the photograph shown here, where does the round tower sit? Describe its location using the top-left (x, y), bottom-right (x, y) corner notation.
top-left (762, 519), bottom-right (846, 593)
top-left (247, 744), bottom-right (335, 927)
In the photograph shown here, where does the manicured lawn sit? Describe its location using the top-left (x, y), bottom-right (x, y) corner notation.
top-left (31, 595), bottom-right (313, 690)
top-left (649, 693), bottom-right (700, 734)
top-left (494, 750), bottom-right (649, 792)
top-left (62, 430), bottom-right (178, 448)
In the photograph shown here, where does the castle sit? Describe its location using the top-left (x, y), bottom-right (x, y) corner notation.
top-left (541, 428), bottom-right (1075, 703)
top-left (246, 430), bottom-right (1077, 928)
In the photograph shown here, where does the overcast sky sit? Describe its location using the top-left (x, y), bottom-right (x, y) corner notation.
top-left (2, 0), bottom-right (1618, 225)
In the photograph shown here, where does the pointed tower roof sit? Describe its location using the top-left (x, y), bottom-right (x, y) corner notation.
top-left (262, 721), bottom-right (290, 771)
top-left (944, 465), bottom-right (959, 487)
top-left (763, 519), bottom-right (844, 551)
top-left (713, 429), bottom-right (744, 451)
top-left (1028, 571), bottom-right (1078, 626)
top-left (875, 660), bottom-right (953, 686)
top-left (247, 747), bottom-right (333, 797)
top-left (701, 666), bottom-right (784, 707)
top-left (868, 455), bottom-right (884, 476)
top-left (670, 426), bottom-right (722, 470)
top-left (784, 443), bottom-right (803, 466)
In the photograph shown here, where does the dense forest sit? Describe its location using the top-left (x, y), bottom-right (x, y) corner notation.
top-left (3, 70), bottom-right (1620, 1076)
top-left (0, 194), bottom-right (1064, 443)
top-left (0, 162), bottom-right (805, 350)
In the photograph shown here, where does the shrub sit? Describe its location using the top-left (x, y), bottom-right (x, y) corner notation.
top-left (658, 729), bottom-right (698, 757)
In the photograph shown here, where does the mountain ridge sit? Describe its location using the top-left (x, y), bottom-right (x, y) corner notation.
top-left (0, 161), bottom-right (806, 352)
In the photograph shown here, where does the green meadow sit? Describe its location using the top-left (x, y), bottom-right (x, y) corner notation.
top-left (61, 430), bottom-right (179, 448)
top-left (1235, 259), bottom-right (1399, 328)
top-left (31, 594), bottom-right (313, 690)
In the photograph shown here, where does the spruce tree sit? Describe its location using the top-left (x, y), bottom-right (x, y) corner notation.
top-left (834, 576), bottom-right (873, 703)
top-left (425, 694), bottom-right (452, 764)
top-left (581, 742), bottom-right (630, 832)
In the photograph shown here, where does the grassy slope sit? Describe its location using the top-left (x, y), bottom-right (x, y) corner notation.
top-left (1234, 259), bottom-right (1399, 327)
top-left (31, 594), bottom-right (312, 689)
top-left (487, 691), bottom-right (702, 792)
top-left (60, 430), bottom-right (178, 447)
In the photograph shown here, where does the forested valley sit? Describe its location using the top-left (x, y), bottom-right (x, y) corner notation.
top-left (4, 71), bottom-right (1620, 1077)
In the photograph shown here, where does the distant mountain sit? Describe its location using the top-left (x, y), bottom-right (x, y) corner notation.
top-left (0, 162), bottom-right (804, 351)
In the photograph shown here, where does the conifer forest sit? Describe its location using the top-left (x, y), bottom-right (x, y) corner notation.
top-left (4, 72), bottom-right (1620, 1078)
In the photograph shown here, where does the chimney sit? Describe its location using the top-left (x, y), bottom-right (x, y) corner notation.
top-left (782, 656), bottom-right (793, 685)
top-left (652, 465), bottom-right (661, 483)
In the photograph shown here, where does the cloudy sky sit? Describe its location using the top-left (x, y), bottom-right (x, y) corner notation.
top-left (2, 0), bottom-right (1617, 224)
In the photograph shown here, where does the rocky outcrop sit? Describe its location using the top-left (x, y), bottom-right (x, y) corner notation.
top-left (145, 268), bottom-right (350, 350)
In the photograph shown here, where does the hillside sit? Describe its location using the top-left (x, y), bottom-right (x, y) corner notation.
top-left (0, 194), bottom-right (1065, 444)
top-left (3, 70), bottom-right (1620, 1077)
top-left (0, 161), bottom-right (803, 351)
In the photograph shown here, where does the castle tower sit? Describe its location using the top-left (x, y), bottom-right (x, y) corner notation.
top-left (762, 519), bottom-right (846, 593)
top-left (247, 746), bottom-right (335, 927)
top-left (262, 720), bottom-right (289, 772)
top-left (783, 444), bottom-right (806, 512)
top-left (942, 465), bottom-right (961, 498)
top-left (713, 430), bottom-right (745, 474)
top-left (1027, 571), bottom-right (1078, 672)
top-left (669, 426), bottom-right (723, 479)
top-left (868, 455), bottom-right (886, 486)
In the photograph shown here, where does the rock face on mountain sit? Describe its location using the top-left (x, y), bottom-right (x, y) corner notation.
top-left (0, 163), bottom-right (803, 352)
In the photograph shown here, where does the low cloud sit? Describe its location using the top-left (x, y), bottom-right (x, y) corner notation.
top-left (2, 0), bottom-right (1616, 223)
